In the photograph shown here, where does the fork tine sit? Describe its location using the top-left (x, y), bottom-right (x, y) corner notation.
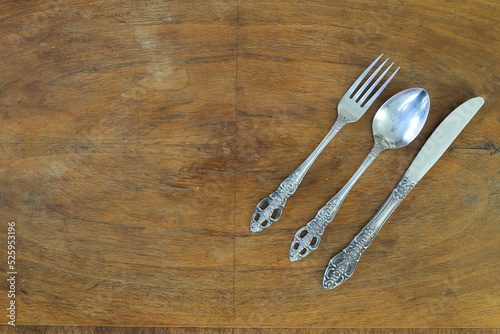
top-left (357, 61), bottom-right (394, 105)
top-left (352, 57), bottom-right (389, 101)
top-left (361, 66), bottom-right (400, 108)
top-left (346, 54), bottom-right (383, 95)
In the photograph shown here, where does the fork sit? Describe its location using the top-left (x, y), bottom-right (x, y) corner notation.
top-left (250, 54), bottom-right (400, 233)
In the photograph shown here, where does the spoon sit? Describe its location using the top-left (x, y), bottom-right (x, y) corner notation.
top-left (289, 87), bottom-right (430, 262)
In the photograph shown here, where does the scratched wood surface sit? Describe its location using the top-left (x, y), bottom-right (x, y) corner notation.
top-left (0, 0), bottom-right (498, 329)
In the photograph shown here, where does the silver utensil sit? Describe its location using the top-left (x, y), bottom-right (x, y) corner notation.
top-left (250, 54), bottom-right (400, 233)
top-left (290, 88), bottom-right (430, 261)
top-left (322, 97), bottom-right (485, 290)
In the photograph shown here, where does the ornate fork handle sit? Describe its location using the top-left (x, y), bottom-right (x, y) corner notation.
top-left (322, 175), bottom-right (416, 289)
top-left (250, 116), bottom-right (348, 232)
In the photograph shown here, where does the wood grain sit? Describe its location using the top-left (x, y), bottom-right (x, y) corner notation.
top-left (0, 0), bottom-right (236, 327)
top-left (0, 0), bottom-right (498, 329)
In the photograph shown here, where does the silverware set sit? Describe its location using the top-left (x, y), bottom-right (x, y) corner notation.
top-left (249, 54), bottom-right (485, 290)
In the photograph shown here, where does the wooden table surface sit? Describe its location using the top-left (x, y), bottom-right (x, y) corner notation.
top-left (0, 0), bottom-right (498, 329)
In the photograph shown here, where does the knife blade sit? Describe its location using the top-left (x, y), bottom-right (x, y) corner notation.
top-left (322, 97), bottom-right (485, 290)
top-left (406, 97), bottom-right (485, 182)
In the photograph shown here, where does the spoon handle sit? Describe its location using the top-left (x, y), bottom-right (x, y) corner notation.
top-left (322, 174), bottom-right (416, 289)
top-left (250, 116), bottom-right (348, 233)
top-left (289, 143), bottom-right (385, 261)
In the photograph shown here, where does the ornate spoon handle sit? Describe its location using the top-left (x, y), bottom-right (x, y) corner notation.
top-left (250, 116), bottom-right (348, 232)
top-left (322, 174), bottom-right (416, 290)
top-left (289, 143), bottom-right (385, 261)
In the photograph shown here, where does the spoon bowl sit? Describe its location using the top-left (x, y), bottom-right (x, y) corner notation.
top-left (373, 87), bottom-right (430, 149)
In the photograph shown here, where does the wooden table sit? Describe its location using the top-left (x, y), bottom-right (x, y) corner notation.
top-left (0, 0), bottom-right (498, 331)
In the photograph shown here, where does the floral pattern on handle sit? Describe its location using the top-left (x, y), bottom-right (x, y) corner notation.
top-left (323, 226), bottom-right (376, 289)
top-left (250, 116), bottom-right (348, 233)
top-left (323, 175), bottom-right (417, 289)
top-left (289, 142), bottom-right (385, 261)
top-left (289, 198), bottom-right (341, 261)
top-left (393, 176), bottom-right (415, 200)
top-left (250, 171), bottom-right (302, 232)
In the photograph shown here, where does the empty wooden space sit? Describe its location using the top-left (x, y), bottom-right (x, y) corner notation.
top-left (0, 0), bottom-right (498, 330)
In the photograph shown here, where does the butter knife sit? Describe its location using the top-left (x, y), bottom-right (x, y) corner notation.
top-left (323, 97), bottom-right (485, 290)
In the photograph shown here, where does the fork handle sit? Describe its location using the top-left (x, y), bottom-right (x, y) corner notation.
top-left (322, 174), bottom-right (417, 289)
top-left (250, 116), bottom-right (348, 232)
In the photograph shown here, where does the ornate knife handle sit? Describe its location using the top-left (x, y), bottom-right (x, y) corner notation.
top-left (250, 116), bottom-right (348, 233)
top-left (322, 175), bottom-right (416, 289)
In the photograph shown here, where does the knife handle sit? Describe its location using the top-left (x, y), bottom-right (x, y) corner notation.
top-left (322, 174), bottom-right (417, 290)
